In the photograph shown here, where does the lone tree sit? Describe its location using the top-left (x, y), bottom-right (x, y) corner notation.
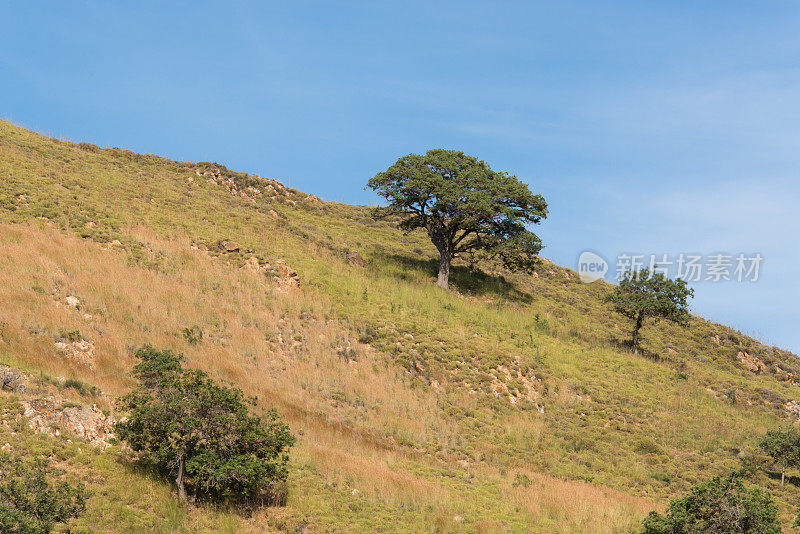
top-left (759, 427), bottom-right (800, 486)
top-left (605, 268), bottom-right (694, 354)
top-left (641, 473), bottom-right (779, 534)
top-left (0, 455), bottom-right (88, 534)
top-left (367, 149), bottom-right (548, 289)
top-left (116, 346), bottom-right (295, 504)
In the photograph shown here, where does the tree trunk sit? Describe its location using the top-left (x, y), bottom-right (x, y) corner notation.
top-left (176, 454), bottom-right (187, 502)
top-left (632, 312), bottom-right (644, 355)
top-left (782, 466), bottom-right (785, 487)
top-left (437, 250), bottom-right (451, 289)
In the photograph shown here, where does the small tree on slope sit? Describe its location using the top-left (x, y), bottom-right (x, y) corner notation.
top-left (641, 473), bottom-right (780, 534)
top-left (605, 268), bottom-right (694, 354)
top-left (367, 149), bottom-right (548, 289)
top-left (759, 427), bottom-right (800, 487)
top-left (116, 346), bottom-right (295, 504)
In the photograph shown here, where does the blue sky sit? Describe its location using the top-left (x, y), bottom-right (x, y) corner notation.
top-left (2, 2), bottom-right (799, 351)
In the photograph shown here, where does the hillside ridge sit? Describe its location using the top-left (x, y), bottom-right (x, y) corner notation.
top-left (1, 118), bottom-right (800, 532)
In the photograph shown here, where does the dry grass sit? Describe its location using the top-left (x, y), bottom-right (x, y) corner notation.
top-left (0, 220), bottom-right (659, 531)
top-left (501, 467), bottom-right (655, 533)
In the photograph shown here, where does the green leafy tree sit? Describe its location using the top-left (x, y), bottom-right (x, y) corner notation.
top-left (641, 473), bottom-right (780, 534)
top-left (605, 268), bottom-right (694, 354)
top-left (116, 346), bottom-right (295, 504)
top-left (367, 149), bottom-right (548, 289)
top-left (0, 455), bottom-right (88, 534)
top-left (759, 427), bottom-right (800, 486)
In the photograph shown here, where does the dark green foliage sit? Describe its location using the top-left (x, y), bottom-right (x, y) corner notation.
top-left (759, 427), bottom-right (800, 486)
top-left (641, 473), bottom-right (780, 534)
top-left (605, 268), bottom-right (694, 354)
top-left (61, 330), bottom-right (82, 343)
top-left (182, 325), bottom-right (203, 345)
top-left (63, 378), bottom-right (101, 397)
top-left (0, 455), bottom-right (88, 534)
top-left (367, 149), bottom-right (548, 289)
top-left (115, 346), bottom-right (295, 504)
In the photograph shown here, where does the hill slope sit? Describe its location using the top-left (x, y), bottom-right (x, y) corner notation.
top-left (1, 119), bottom-right (799, 532)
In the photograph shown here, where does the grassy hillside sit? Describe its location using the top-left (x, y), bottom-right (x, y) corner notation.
top-left (1, 118), bottom-right (799, 532)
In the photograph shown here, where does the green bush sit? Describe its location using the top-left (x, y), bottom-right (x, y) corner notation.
top-left (0, 454), bottom-right (88, 534)
top-left (641, 473), bottom-right (779, 534)
top-left (116, 346), bottom-right (295, 505)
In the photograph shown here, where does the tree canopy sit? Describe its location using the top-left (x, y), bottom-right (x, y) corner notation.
top-left (116, 346), bottom-right (295, 505)
top-left (605, 268), bottom-right (694, 354)
top-left (641, 473), bottom-right (779, 534)
top-left (367, 149), bottom-right (548, 289)
top-left (759, 427), bottom-right (800, 486)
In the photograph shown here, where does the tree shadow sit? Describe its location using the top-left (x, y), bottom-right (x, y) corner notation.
top-left (378, 253), bottom-right (533, 304)
top-left (764, 470), bottom-right (800, 487)
top-left (608, 335), bottom-right (662, 361)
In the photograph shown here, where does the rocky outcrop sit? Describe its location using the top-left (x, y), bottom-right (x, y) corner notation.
top-left (21, 398), bottom-right (115, 448)
top-left (0, 366), bottom-right (26, 393)
top-left (275, 259), bottom-right (300, 289)
top-left (738, 351), bottom-right (766, 374)
top-left (55, 339), bottom-right (95, 369)
top-left (0, 365), bottom-right (114, 448)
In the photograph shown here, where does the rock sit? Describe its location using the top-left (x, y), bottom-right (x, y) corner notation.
top-left (738, 351), bottom-right (765, 374)
top-left (220, 240), bottom-right (240, 253)
top-left (65, 295), bottom-right (80, 308)
top-left (245, 256), bottom-right (263, 272)
top-left (1, 444), bottom-right (10, 451)
top-left (111, 239), bottom-right (122, 246)
top-left (55, 340), bottom-right (96, 369)
top-left (712, 335), bottom-right (721, 345)
top-left (275, 260), bottom-right (299, 288)
top-left (21, 398), bottom-right (115, 448)
top-left (532, 272), bottom-right (539, 279)
top-left (0, 366), bottom-right (26, 393)
top-left (347, 250), bottom-right (365, 267)
top-left (786, 401), bottom-right (800, 420)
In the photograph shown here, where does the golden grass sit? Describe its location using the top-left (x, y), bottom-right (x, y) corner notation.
top-left (501, 468), bottom-right (655, 533)
top-left (0, 220), bottom-right (661, 531)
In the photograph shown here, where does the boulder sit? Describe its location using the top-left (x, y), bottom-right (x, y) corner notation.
top-left (220, 240), bottom-right (240, 253)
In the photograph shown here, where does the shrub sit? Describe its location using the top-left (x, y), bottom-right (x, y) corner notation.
top-left (115, 346), bottom-right (295, 505)
top-left (0, 455), bottom-right (88, 534)
top-left (63, 378), bottom-right (101, 397)
top-left (181, 325), bottom-right (203, 345)
top-left (641, 473), bottom-right (779, 534)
